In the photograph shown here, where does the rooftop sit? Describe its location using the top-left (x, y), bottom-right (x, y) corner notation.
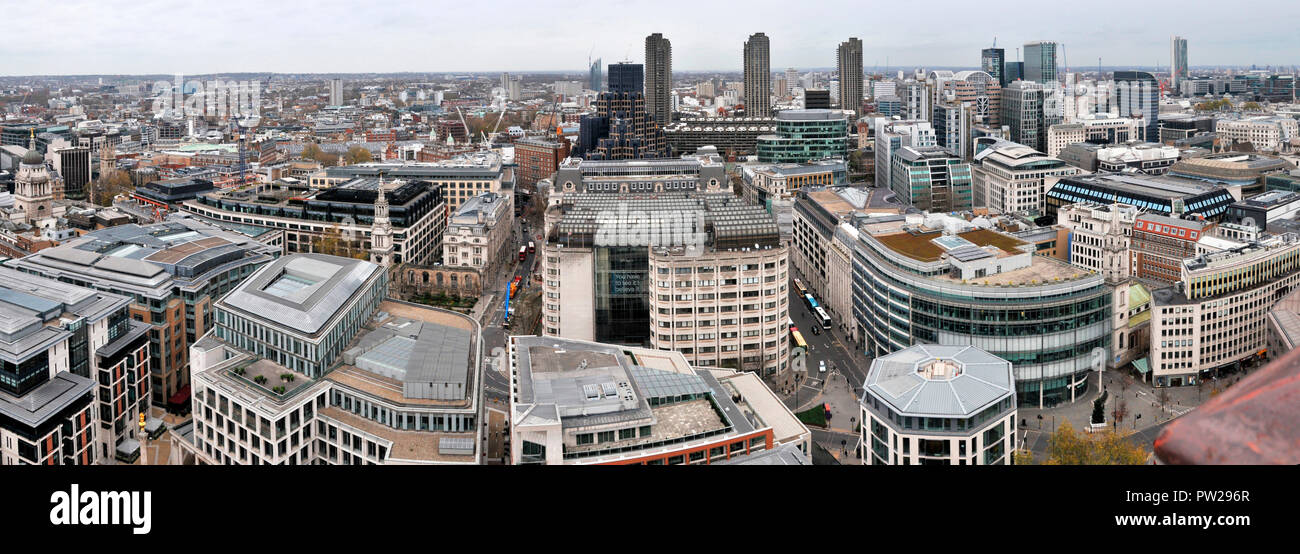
top-left (864, 345), bottom-right (1016, 418)
top-left (874, 228), bottom-right (1028, 263)
top-left (219, 254), bottom-right (383, 337)
top-left (0, 372), bottom-right (95, 429)
top-left (8, 219), bottom-right (277, 294)
top-left (335, 301), bottom-right (476, 403)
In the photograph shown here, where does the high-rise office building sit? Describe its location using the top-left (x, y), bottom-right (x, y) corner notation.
top-left (1114, 70), bottom-right (1160, 144)
top-left (1171, 36), bottom-right (1189, 89)
top-left (804, 89), bottom-right (831, 109)
top-left (1001, 80), bottom-right (1047, 152)
top-left (1023, 41), bottom-right (1058, 84)
top-left (329, 78), bottom-right (343, 106)
top-left (837, 38), bottom-right (863, 115)
top-left (53, 145), bottom-right (91, 200)
top-left (982, 47), bottom-right (1006, 87)
top-left (607, 62), bottom-right (643, 95)
top-left (645, 33), bottom-right (673, 128)
top-left (744, 33), bottom-right (772, 118)
top-left (581, 62), bottom-right (666, 160)
top-left (1005, 61), bottom-right (1024, 83)
top-left (589, 57), bottom-right (603, 91)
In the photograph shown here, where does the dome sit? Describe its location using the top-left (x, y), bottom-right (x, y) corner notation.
top-left (21, 148), bottom-right (44, 165)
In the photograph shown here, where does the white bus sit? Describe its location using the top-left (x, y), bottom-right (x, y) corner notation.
top-left (814, 306), bottom-right (831, 329)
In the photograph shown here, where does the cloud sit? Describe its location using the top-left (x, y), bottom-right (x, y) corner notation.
top-left (1, 0), bottom-right (1297, 76)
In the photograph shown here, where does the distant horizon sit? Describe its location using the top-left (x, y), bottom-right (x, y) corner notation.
top-left (2, 65), bottom-right (1295, 80)
top-left (2, 0), bottom-right (1297, 76)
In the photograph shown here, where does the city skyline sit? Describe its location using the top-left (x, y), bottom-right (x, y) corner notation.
top-left (3, 0), bottom-right (1299, 76)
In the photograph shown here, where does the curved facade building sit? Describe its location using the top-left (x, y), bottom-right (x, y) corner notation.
top-left (850, 215), bottom-right (1112, 407)
top-left (756, 109), bottom-right (849, 164)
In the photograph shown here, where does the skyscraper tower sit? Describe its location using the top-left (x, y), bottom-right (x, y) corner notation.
top-left (744, 33), bottom-right (772, 118)
top-left (1171, 36), bottom-right (1189, 89)
top-left (329, 78), bottom-right (343, 106)
top-left (645, 33), bottom-right (673, 128)
top-left (1023, 41), bottom-right (1058, 84)
top-left (837, 37), bottom-right (863, 115)
top-left (982, 46), bottom-right (1006, 87)
top-left (589, 57), bottom-right (603, 92)
top-left (1114, 71), bottom-right (1160, 142)
top-left (607, 62), bottom-right (644, 95)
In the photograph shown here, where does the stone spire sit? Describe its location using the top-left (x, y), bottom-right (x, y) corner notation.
top-left (369, 173), bottom-right (395, 267)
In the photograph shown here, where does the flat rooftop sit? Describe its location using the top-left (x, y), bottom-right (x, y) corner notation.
top-left (1061, 173), bottom-right (1223, 199)
top-left (874, 228), bottom-right (1028, 262)
top-left (320, 406), bottom-right (476, 463)
top-left (0, 372), bottom-right (94, 429)
top-left (219, 254), bottom-right (382, 337)
top-left (335, 301), bottom-right (477, 403)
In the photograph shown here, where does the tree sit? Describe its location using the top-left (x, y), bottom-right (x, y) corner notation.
top-left (1155, 386), bottom-right (1171, 419)
top-left (1112, 398), bottom-right (1129, 429)
top-left (1012, 449), bottom-right (1035, 465)
top-left (301, 143), bottom-right (325, 162)
top-left (91, 170), bottom-right (133, 206)
top-left (1044, 421), bottom-right (1148, 465)
top-left (311, 224), bottom-right (367, 260)
top-left (343, 146), bottom-right (373, 165)
top-left (1241, 101), bottom-right (1262, 112)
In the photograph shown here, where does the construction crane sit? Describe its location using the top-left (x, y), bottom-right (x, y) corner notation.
top-left (455, 106), bottom-right (470, 145)
top-left (480, 109), bottom-right (506, 149)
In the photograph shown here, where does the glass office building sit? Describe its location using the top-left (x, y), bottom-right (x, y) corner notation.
top-left (850, 221), bottom-right (1112, 407)
top-left (1114, 71), bottom-right (1161, 146)
top-left (593, 246), bottom-right (652, 344)
top-left (756, 109), bottom-right (849, 163)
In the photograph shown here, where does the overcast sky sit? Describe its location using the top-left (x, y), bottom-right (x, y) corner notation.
top-left (2, 0), bottom-right (1297, 76)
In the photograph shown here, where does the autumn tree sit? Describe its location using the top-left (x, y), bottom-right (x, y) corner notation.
top-left (301, 143), bottom-right (325, 162)
top-left (311, 224), bottom-right (367, 260)
top-left (343, 146), bottom-right (373, 165)
top-left (1011, 449), bottom-right (1035, 465)
top-left (91, 170), bottom-right (134, 206)
top-left (1044, 421), bottom-right (1148, 465)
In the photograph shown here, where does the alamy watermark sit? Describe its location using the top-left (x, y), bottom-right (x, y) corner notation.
top-left (150, 73), bottom-right (260, 119)
top-left (593, 203), bottom-right (708, 255)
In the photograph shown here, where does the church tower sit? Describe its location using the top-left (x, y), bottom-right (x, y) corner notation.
top-left (14, 129), bottom-right (53, 225)
top-left (369, 175), bottom-right (395, 267)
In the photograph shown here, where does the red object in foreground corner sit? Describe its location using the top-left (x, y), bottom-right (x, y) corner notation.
top-left (1154, 348), bottom-right (1300, 464)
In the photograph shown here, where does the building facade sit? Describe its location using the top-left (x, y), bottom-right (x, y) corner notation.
top-left (1150, 234), bottom-right (1300, 387)
top-left (508, 335), bottom-right (809, 465)
top-left (756, 109), bottom-right (849, 164)
top-left (860, 345), bottom-right (1017, 465)
top-left (836, 38), bottom-right (863, 114)
top-left (6, 219), bottom-right (280, 409)
top-left (851, 214), bottom-right (1112, 407)
top-left (744, 33), bottom-right (772, 118)
top-left (181, 254), bottom-right (483, 464)
top-left (645, 33), bottom-right (673, 129)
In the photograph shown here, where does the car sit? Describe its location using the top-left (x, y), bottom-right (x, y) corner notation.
top-left (810, 326), bottom-right (821, 336)
top-left (819, 360), bottom-right (826, 373)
